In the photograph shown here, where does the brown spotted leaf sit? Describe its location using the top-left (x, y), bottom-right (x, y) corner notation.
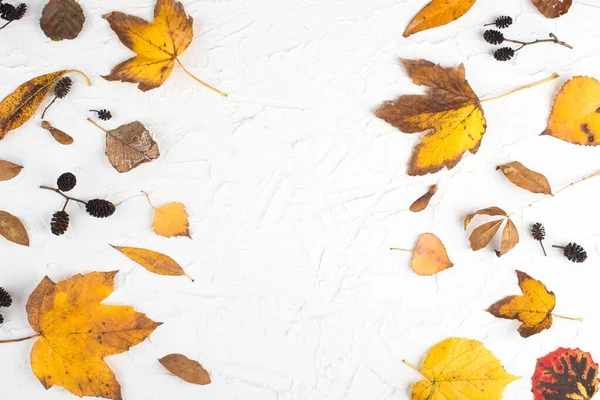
top-left (469, 219), bottom-right (503, 251)
top-left (41, 120), bottom-right (74, 145)
top-left (497, 162), bottom-right (552, 195)
top-left (0, 160), bottom-right (23, 181)
top-left (0, 210), bottom-right (29, 246)
top-left (410, 184), bottom-right (437, 212)
top-left (532, 0), bottom-right (572, 18)
top-left (464, 207), bottom-right (507, 230)
top-left (105, 121), bottom-right (160, 173)
top-left (159, 354), bottom-right (211, 385)
top-left (532, 348), bottom-right (598, 400)
top-left (496, 219), bottom-right (519, 257)
top-left (40, 0), bottom-right (85, 41)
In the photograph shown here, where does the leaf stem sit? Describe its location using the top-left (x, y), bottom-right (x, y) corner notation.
top-left (552, 313), bottom-right (583, 322)
top-left (40, 186), bottom-right (87, 205)
top-left (402, 360), bottom-right (426, 378)
top-left (480, 73), bottom-right (559, 103)
top-left (0, 333), bottom-right (39, 343)
top-left (41, 96), bottom-right (57, 119)
top-left (521, 171), bottom-right (600, 211)
top-left (175, 58), bottom-right (227, 97)
top-left (86, 118), bottom-right (108, 133)
top-left (66, 69), bottom-right (92, 86)
top-left (390, 247), bottom-right (413, 252)
top-left (0, 20), bottom-right (13, 30)
top-left (141, 191), bottom-right (157, 210)
top-left (508, 33), bottom-right (573, 50)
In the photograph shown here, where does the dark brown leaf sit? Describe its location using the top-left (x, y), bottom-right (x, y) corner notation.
top-left (159, 354), bottom-right (211, 385)
top-left (497, 161), bottom-right (552, 195)
top-left (496, 219), bottom-right (519, 257)
top-left (41, 120), bottom-right (73, 145)
top-left (40, 0), bottom-right (85, 41)
top-left (410, 184), bottom-right (437, 212)
top-left (532, 0), bottom-right (572, 18)
top-left (0, 210), bottom-right (29, 246)
top-left (0, 160), bottom-right (23, 181)
top-left (105, 121), bottom-right (160, 173)
top-left (469, 219), bottom-right (503, 251)
top-left (464, 207), bottom-right (507, 229)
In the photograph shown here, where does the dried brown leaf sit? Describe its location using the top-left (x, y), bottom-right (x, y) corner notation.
top-left (497, 161), bottom-right (552, 195)
top-left (0, 160), bottom-right (23, 181)
top-left (496, 219), bottom-right (519, 257)
top-left (41, 120), bottom-right (73, 145)
top-left (410, 184), bottom-right (437, 212)
top-left (464, 207), bottom-right (507, 230)
top-left (411, 233), bottom-right (453, 276)
top-left (532, 0), bottom-right (572, 18)
top-left (0, 210), bottom-right (29, 246)
top-left (469, 219), bottom-right (503, 251)
top-left (40, 0), bottom-right (85, 41)
top-left (105, 121), bottom-right (160, 173)
top-left (159, 354), bottom-right (211, 385)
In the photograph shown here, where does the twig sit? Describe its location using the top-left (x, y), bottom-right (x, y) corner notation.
top-left (40, 186), bottom-right (87, 205)
top-left (507, 33), bottom-right (573, 50)
top-left (41, 96), bottom-right (57, 119)
top-left (0, 20), bottom-right (13, 30)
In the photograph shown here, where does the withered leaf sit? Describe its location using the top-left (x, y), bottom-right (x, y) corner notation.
top-left (0, 210), bottom-right (29, 246)
top-left (40, 0), bottom-right (85, 41)
top-left (111, 245), bottom-right (192, 280)
top-left (0, 70), bottom-right (90, 140)
top-left (497, 161), bottom-right (552, 195)
top-left (464, 206), bottom-right (507, 229)
top-left (411, 233), bottom-right (453, 276)
top-left (469, 219), bottom-right (503, 251)
top-left (159, 354), bottom-right (211, 385)
top-left (496, 219), bottom-right (519, 257)
top-left (0, 160), bottom-right (23, 181)
top-left (41, 120), bottom-right (73, 145)
top-left (532, 0), bottom-right (572, 18)
top-left (105, 121), bottom-right (160, 173)
top-left (410, 184), bottom-right (437, 212)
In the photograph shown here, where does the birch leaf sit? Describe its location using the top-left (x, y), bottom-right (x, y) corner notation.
top-left (411, 233), bottom-right (453, 276)
top-left (143, 191), bottom-right (191, 238)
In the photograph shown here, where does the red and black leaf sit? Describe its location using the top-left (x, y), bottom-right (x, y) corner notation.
top-left (532, 347), bottom-right (599, 400)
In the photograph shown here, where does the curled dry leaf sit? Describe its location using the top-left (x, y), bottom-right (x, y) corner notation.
top-left (41, 120), bottom-right (73, 145)
top-left (532, 348), bottom-right (598, 400)
top-left (496, 219), bottom-right (519, 257)
top-left (159, 354), bottom-right (211, 385)
top-left (497, 161), bottom-right (552, 195)
top-left (27, 271), bottom-right (161, 399)
top-left (488, 270), bottom-right (559, 338)
top-left (375, 59), bottom-right (486, 175)
top-left (410, 184), bottom-right (437, 212)
top-left (541, 77), bottom-right (600, 146)
top-left (0, 160), bottom-right (23, 181)
top-left (111, 245), bottom-right (192, 280)
top-left (464, 206), bottom-right (507, 229)
top-left (405, 337), bottom-right (519, 399)
top-left (102, 121), bottom-right (159, 173)
top-left (532, 0), bottom-right (572, 18)
top-left (469, 219), bottom-right (504, 251)
top-left (0, 70), bottom-right (90, 140)
top-left (410, 233), bottom-right (453, 276)
top-left (143, 191), bottom-right (191, 238)
top-left (403, 0), bottom-right (478, 37)
top-left (40, 0), bottom-right (85, 41)
top-left (0, 210), bottom-right (29, 246)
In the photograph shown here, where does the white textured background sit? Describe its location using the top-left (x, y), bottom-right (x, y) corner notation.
top-left (1, 0), bottom-right (600, 399)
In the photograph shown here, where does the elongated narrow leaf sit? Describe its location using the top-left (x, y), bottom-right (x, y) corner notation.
top-left (159, 354), bottom-right (211, 385)
top-left (497, 162), bottom-right (552, 195)
top-left (0, 160), bottom-right (23, 181)
top-left (469, 219), bottom-right (503, 251)
top-left (403, 0), bottom-right (478, 37)
top-left (111, 245), bottom-right (191, 279)
top-left (464, 207), bottom-right (507, 229)
top-left (0, 210), bottom-right (29, 246)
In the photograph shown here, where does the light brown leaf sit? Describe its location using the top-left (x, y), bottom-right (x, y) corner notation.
top-left (103, 121), bottom-right (160, 173)
top-left (159, 354), bottom-right (211, 385)
top-left (496, 219), bottom-right (519, 257)
top-left (111, 245), bottom-right (192, 280)
top-left (410, 184), bottom-right (437, 212)
top-left (0, 210), bottom-right (29, 246)
top-left (411, 233), bottom-right (453, 276)
top-left (469, 219), bottom-right (503, 251)
top-left (532, 0), bottom-right (572, 18)
top-left (497, 161), bottom-right (552, 195)
top-left (40, 0), bottom-right (85, 41)
top-left (41, 120), bottom-right (73, 145)
top-left (403, 0), bottom-right (478, 37)
top-left (0, 160), bottom-right (23, 181)
top-left (464, 207), bottom-right (507, 229)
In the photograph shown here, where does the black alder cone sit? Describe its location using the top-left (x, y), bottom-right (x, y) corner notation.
top-left (0, 3), bottom-right (26, 21)
top-left (493, 16), bottom-right (513, 29)
top-left (57, 172), bottom-right (76, 192)
top-left (0, 313), bottom-right (3, 324)
top-left (562, 243), bottom-right (587, 263)
top-left (484, 30), bottom-right (504, 45)
top-left (96, 109), bottom-right (112, 121)
top-left (51, 211), bottom-right (70, 236)
top-left (86, 199), bottom-right (116, 218)
top-left (531, 223), bottom-right (545, 241)
top-left (494, 47), bottom-right (515, 61)
top-left (54, 77), bottom-right (73, 99)
top-left (0, 287), bottom-right (12, 307)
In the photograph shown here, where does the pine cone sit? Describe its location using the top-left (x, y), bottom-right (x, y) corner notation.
top-left (484, 30), bottom-right (504, 45)
top-left (57, 172), bottom-right (76, 192)
top-left (531, 223), bottom-right (545, 241)
top-left (494, 16), bottom-right (513, 29)
top-left (86, 199), bottom-right (116, 218)
top-left (51, 211), bottom-right (70, 236)
top-left (494, 47), bottom-right (515, 61)
top-left (13, 3), bottom-right (25, 19)
top-left (563, 242), bottom-right (587, 263)
top-left (97, 109), bottom-right (112, 121)
top-left (0, 2), bottom-right (24, 21)
top-left (54, 77), bottom-right (72, 99)
top-left (0, 287), bottom-right (12, 307)
top-left (0, 313), bottom-right (4, 325)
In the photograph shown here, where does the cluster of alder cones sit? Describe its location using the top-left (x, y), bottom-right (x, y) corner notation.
top-left (0, 287), bottom-right (12, 324)
top-left (531, 222), bottom-right (587, 263)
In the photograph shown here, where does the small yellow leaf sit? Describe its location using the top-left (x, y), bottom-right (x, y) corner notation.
top-left (403, 0), bottom-right (478, 37)
top-left (406, 337), bottom-right (519, 399)
top-left (497, 161), bottom-right (552, 195)
top-left (410, 184), bottom-right (437, 212)
top-left (143, 191), bottom-right (191, 238)
top-left (111, 245), bottom-right (192, 280)
top-left (411, 233), bottom-right (453, 276)
top-left (159, 354), bottom-right (211, 385)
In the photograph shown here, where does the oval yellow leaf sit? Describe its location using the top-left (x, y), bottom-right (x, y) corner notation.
top-left (159, 354), bottom-right (211, 385)
top-left (403, 0), bottom-right (478, 38)
top-left (111, 245), bottom-right (192, 280)
top-left (411, 233), bottom-right (453, 276)
top-left (0, 160), bottom-right (23, 181)
top-left (0, 210), bottom-right (29, 246)
top-left (407, 337), bottom-right (519, 399)
top-left (497, 161), bottom-right (552, 195)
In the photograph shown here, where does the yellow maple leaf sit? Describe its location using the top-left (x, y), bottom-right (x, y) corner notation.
top-left (25, 271), bottom-right (161, 400)
top-left (404, 0), bottom-right (478, 37)
top-left (143, 191), bottom-right (191, 238)
top-left (405, 337), bottom-right (519, 399)
top-left (542, 76), bottom-right (600, 145)
top-left (103, 0), bottom-right (226, 96)
top-left (488, 270), bottom-right (581, 338)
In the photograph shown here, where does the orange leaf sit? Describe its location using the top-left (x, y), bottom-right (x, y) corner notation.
top-left (159, 354), bottom-right (211, 385)
top-left (111, 245), bottom-right (192, 280)
top-left (411, 233), bottom-right (453, 276)
top-left (468, 219), bottom-right (503, 251)
top-left (403, 0), bottom-right (478, 37)
top-left (410, 184), bottom-right (437, 212)
top-left (143, 191), bottom-right (191, 238)
top-left (497, 161), bottom-right (552, 195)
